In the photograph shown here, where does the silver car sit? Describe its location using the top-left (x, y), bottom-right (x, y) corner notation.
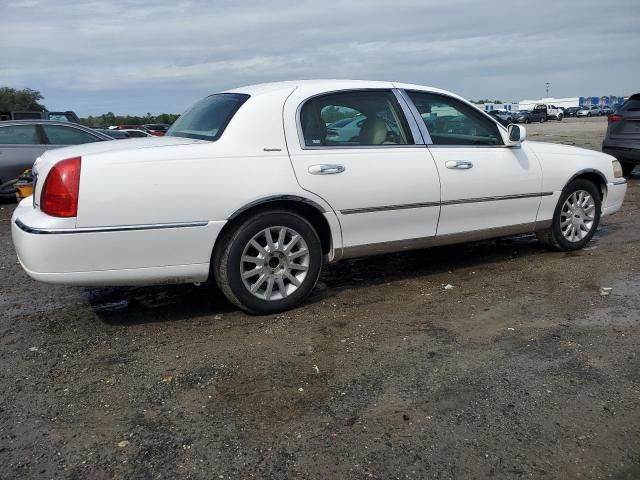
top-left (0, 120), bottom-right (112, 197)
top-left (577, 106), bottom-right (601, 117)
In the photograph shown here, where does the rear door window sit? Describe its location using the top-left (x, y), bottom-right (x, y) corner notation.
top-left (0, 125), bottom-right (40, 145)
top-left (300, 90), bottom-right (413, 147)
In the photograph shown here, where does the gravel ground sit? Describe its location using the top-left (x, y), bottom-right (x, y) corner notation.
top-left (1, 116), bottom-right (639, 480)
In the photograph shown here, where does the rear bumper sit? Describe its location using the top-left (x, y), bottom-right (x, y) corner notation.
top-left (602, 142), bottom-right (640, 164)
top-left (602, 180), bottom-right (627, 217)
top-left (11, 200), bottom-right (222, 286)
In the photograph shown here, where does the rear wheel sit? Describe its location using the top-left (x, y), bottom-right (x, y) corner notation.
top-left (539, 117), bottom-right (545, 123)
top-left (537, 179), bottom-right (601, 251)
top-left (213, 210), bottom-right (323, 314)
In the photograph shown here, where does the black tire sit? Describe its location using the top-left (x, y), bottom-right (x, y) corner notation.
top-left (558, 114), bottom-right (563, 121)
top-left (213, 210), bottom-right (323, 314)
top-left (0, 179), bottom-right (17, 195)
top-left (536, 179), bottom-right (601, 251)
top-left (539, 116), bottom-right (545, 123)
top-left (621, 161), bottom-right (637, 176)
top-left (525, 118), bottom-right (531, 124)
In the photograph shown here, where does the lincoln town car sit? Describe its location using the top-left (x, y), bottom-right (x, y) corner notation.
top-left (11, 80), bottom-right (627, 314)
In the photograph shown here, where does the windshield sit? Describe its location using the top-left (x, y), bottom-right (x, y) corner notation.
top-left (167, 93), bottom-right (249, 141)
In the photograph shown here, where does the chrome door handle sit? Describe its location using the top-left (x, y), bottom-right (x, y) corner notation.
top-left (308, 164), bottom-right (345, 175)
top-left (445, 160), bottom-right (473, 170)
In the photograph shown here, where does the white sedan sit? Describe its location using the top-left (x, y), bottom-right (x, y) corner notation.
top-left (11, 80), bottom-right (627, 314)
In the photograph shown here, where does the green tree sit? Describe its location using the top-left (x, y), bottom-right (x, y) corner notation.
top-left (0, 87), bottom-right (47, 112)
top-left (470, 99), bottom-right (503, 105)
top-left (79, 112), bottom-right (181, 128)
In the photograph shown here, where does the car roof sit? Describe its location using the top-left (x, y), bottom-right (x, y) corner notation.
top-left (223, 79), bottom-right (449, 95)
top-left (221, 79), bottom-right (472, 108)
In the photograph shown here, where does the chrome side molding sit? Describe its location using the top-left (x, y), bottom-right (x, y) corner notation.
top-left (340, 192), bottom-right (554, 215)
top-left (15, 219), bottom-right (209, 235)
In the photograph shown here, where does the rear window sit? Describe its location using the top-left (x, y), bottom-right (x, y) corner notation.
top-left (167, 93), bottom-right (249, 141)
top-left (620, 96), bottom-right (640, 112)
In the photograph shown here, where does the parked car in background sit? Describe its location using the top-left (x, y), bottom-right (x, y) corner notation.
top-left (121, 128), bottom-right (154, 138)
top-left (488, 110), bottom-right (514, 127)
top-left (0, 110), bottom-right (81, 123)
top-left (11, 80), bottom-right (627, 314)
top-left (533, 104), bottom-right (563, 121)
top-left (144, 124), bottom-right (170, 136)
top-left (513, 109), bottom-right (546, 123)
top-left (94, 128), bottom-right (130, 139)
top-left (600, 105), bottom-right (614, 115)
top-left (117, 125), bottom-right (153, 134)
top-left (326, 116), bottom-right (365, 142)
top-left (602, 93), bottom-right (640, 176)
top-left (564, 107), bottom-right (581, 118)
top-left (577, 106), bottom-right (601, 117)
top-left (0, 120), bottom-right (112, 198)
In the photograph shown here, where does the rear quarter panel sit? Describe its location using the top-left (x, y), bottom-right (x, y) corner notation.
top-left (75, 89), bottom-right (332, 228)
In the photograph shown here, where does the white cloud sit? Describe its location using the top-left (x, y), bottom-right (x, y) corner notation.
top-left (1, 0), bottom-right (638, 115)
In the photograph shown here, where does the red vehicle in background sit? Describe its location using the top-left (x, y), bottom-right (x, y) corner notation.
top-left (143, 124), bottom-right (170, 136)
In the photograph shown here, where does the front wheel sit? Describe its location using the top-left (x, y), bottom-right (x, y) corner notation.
top-left (213, 210), bottom-right (323, 314)
top-left (539, 117), bottom-right (545, 123)
top-left (536, 179), bottom-right (601, 251)
top-left (558, 114), bottom-right (563, 121)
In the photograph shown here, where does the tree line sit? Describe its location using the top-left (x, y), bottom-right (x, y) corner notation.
top-left (79, 112), bottom-right (180, 128)
top-left (2, 87), bottom-right (509, 126)
top-left (0, 87), bottom-right (179, 127)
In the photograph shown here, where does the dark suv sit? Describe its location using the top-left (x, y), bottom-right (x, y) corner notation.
top-left (602, 94), bottom-right (640, 176)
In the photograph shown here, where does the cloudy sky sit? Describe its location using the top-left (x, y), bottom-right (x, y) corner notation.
top-left (1, 0), bottom-right (639, 116)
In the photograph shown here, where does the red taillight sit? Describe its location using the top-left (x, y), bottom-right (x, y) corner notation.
top-left (41, 156), bottom-right (82, 217)
top-left (608, 114), bottom-right (623, 123)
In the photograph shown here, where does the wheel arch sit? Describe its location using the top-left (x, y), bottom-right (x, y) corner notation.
top-left (564, 169), bottom-right (607, 201)
top-left (216, 195), bottom-right (334, 260)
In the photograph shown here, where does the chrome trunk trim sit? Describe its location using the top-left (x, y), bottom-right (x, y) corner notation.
top-left (15, 219), bottom-right (208, 235)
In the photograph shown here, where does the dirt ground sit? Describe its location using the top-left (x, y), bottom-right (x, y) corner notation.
top-left (1, 116), bottom-right (639, 480)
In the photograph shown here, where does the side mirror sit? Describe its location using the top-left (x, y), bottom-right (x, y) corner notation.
top-left (507, 124), bottom-right (526, 145)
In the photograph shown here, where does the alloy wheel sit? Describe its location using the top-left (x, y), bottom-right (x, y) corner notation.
top-left (560, 190), bottom-right (596, 242)
top-left (240, 226), bottom-right (310, 301)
